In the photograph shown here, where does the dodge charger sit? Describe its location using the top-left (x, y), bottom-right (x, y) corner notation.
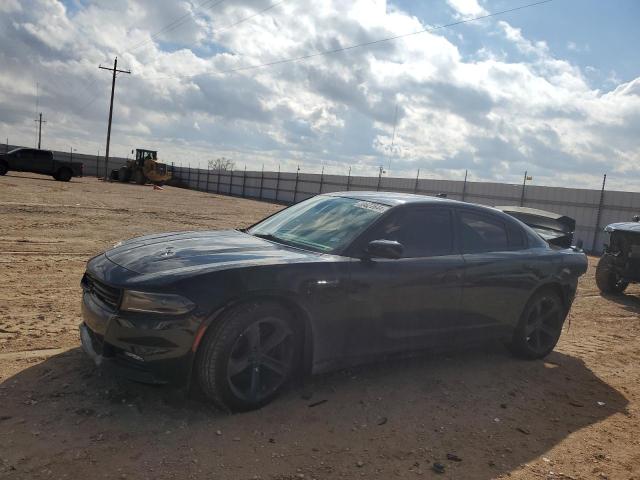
top-left (80, 192), bottom-right (587, 411)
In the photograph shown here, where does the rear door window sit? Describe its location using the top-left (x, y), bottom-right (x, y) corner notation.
top-left (459, 211), bottom-right (509, 253)
top-left (507, 223), bottom-right (527, 249)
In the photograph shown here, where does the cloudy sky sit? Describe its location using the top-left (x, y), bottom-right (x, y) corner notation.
top-left (0, 0), bottom-right (638, 190)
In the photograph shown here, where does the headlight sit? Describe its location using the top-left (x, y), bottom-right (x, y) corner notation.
top-left (120, 290), bottom-right (195, 315)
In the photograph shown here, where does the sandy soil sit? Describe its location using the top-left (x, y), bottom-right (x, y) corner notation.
top-left (1, 172), bottom-right (639, 480)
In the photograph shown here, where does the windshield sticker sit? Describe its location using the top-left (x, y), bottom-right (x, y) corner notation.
top-left (354, 201), bottom-right (390, 213)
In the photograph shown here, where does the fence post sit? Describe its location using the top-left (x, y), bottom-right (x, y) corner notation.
top-left (519, 170), bottom-right (527, 207)
top-left (188, 164), bottom-right (192, 189)
top-left (275, 165), bottom-right (281, 202)
top-left (96, 153), bottom-right (100, 179)
top-left (206, 166), bottom-right (210, 192)
top-left (414, 169), bottom-right (420, 193)
top-left (591, 173), bottom-right (607, 253)
top-left (319, 165), bottom-right (324, 193)
top-left (461, 169), bottom-right (468, 201)
top-left (242, 165), bottom-right (247, 198)
top-left (259, 165), bottom-right (264, 200)
top-left (216, 169), bottom-right (221, 193)
top-left (293, 165), bottom-right (300, 203)
top-left (376, 166), bottom-right (383, 191)
top-left (229, 169), bottom-right (234, 195)
top-left (346, 166), bottom-right (351, 191)
top-left (197, 166), bottom-right (201, 191)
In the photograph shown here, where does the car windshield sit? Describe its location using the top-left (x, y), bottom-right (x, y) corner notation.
top-left (248, 195), bottom-right (390, 253)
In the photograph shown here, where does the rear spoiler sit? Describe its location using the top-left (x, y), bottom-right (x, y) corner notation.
top-left (496, 206), bottom-right (576, 249)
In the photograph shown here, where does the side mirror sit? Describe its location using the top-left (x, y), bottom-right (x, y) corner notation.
top-left (365, 240), bottom-right (403, 259)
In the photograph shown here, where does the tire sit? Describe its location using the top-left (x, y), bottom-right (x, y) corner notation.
top-left (55, 168), bottom-right (72, 182)
top-left (196, 302), bottom-right (298, 412)
top-left (509, 290), bottom-right (565, 360)
top-left (0, 161), bottom-right (7, 176)
top-left (134, 169), bottom-right (146, 185)
top-left (595, 254), bottom-right (628, 294)
top-left (118, 166), bottom-right (131, 183)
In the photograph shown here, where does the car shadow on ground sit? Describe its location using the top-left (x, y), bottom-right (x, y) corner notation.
top-left (0, 343), bottom-right (628, 479)
top-left (602, 289), bottom-right (640, 314)
top-left (4, 173), bottom-right (61, 182)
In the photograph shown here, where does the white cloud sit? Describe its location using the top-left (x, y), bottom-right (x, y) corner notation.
top-left (0, 0), bottom-right (638, 190)
top-left (446, 0), bottom-right (487, 18)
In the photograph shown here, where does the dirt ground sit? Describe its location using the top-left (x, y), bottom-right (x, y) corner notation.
top-left (1, 172), bottom-right (639, 480)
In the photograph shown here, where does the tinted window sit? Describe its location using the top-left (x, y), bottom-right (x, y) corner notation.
top-left (363, 207), bottom-right (453, 258)
top-left (459, 211), bottom-right (508, 253)
top-left (507, 223), bottom-right (527, 249)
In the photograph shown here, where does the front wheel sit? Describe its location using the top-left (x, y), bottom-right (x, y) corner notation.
top-left (196, 302), bottom-right (297, 412)
top-left (509, 290), bottom-right (565, 359)
top-left (595, 254), bottom-right (628, 294)
top-left (118, 166), bottom-right (131, 183)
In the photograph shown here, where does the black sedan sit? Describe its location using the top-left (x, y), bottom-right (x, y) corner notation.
top-left (80, 192), bottom-right (587, 411)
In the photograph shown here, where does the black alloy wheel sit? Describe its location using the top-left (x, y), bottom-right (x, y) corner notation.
top-left (510, 291), bottom-right (564, 359)
top-left (197, 302), bottom-right (297, 411)
top-left (227, 317), bottom-right (294, 405)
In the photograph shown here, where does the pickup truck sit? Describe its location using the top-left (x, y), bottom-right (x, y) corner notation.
top-left (0, 148), bottom-right (83, 181)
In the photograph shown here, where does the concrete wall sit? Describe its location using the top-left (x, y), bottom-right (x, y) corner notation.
top-left (3, 143), bottom-right (638, 253)
top-left (171, 165), bottom-right (638, 253)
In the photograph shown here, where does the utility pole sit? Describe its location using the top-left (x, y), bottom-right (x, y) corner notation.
top-left (34, 113), bottom-right (46, 150)
top-left (592, 174), bottom-right (607, 252)
top-left (461, 169), bottom-right (468, 202)
top-left (520, 170), bottom-right (532, 207)
top-left (99, 57), bottom-right (131, 179)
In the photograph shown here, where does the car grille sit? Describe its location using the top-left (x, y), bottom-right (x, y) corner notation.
top-left (83, 273), bottom-right (121, 310)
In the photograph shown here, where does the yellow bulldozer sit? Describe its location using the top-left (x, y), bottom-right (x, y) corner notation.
top-left (113, 149), bottom-right (172, 185)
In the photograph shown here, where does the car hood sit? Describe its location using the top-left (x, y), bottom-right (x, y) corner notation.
top-left (605, 222), bottom-right (640, 234)
top-left (104, 229), bottom-right (323, 275)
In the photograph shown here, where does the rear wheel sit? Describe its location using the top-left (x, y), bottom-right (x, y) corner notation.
top-left (196, 302), bottom-right (297, 412)
top-left (118, 166), bottom-right (131, 183)
top-left (0, 161), bottom-right (7, 176)
top-left (55, 168), bottom-right (72, 182)
top-left (595, 254), bottom-right (628, 294)
top-left (509, 290), bottom-right (565, 359)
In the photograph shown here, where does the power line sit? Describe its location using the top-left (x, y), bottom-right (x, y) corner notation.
top-left (208, 0), bottom-right (286, 37)
top-left (76, 0), bottom-right (284, 115)
top-left (125, 0), bottom-right (227, 54)
top-left (76, 92), bottom-right (101, 114)
top-left (154, 0), bottom-right (555, 80)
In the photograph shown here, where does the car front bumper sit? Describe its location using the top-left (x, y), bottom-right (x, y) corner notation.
top-left (80, 289), bottom-right (199, 386)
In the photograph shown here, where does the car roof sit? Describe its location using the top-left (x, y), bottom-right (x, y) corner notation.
top-left (325, 191), bottom-right (466, 207)
top-left (325, 190), bottom-right (511, 215)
